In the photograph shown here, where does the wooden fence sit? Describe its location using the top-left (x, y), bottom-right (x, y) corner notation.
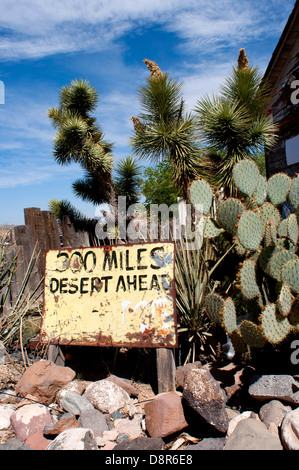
top-left (2, 207), bottom-right (91, 314)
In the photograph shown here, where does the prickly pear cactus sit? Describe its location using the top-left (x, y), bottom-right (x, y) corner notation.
top-left (189, 160), bottom-right (299, 355)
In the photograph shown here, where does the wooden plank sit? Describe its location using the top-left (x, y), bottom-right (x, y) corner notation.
top-left (13, 225), bottom-right (42, 297)
top-left (47, 344), bottom-right (65, 366)
top-left (41, 211), bottom-right (61, 250)
top-left (14, 225), bottom-right (35, 265)
top-left (156, 348), bottom-right (176, 393)
top-left (61, 216), bottom-right (90, 248)
top-left (24, 208), bottom-right (45, 276)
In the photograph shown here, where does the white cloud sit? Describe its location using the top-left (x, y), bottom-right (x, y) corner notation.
top-left (0, 0), bottom-right (293, 60)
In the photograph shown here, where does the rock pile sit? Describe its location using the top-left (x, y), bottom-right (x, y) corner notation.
top-left (1, 349), bottom-right (299, 450)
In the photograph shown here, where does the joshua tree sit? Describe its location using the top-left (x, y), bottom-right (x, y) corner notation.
top-left (130, 59), bottom-right (202, 201)
top-left (48, 79), bottom-right (117, 211)
top-left (195, 49), bottom-right (278, 194)
top-left (114, 155), bottom-right (143, 209)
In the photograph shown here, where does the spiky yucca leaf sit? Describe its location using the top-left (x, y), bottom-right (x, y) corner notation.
top-left (131, 66), bottom-right (202, 199)
top-left (114, 156), bottom-right (142, 208)
top-left (195, 58), bottom-right (278, 194)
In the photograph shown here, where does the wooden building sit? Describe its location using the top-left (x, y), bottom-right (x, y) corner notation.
top-left (264, 0), bottom-right (299, 177)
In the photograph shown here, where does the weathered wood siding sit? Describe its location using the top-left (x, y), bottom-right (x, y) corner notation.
top-left (266, 18), bottom-right (299, 177)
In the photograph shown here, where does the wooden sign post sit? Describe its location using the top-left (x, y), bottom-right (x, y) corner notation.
top-left (156, 348), bottom-right (176, 393)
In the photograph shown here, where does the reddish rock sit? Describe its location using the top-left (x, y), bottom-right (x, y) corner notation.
top-left (10, 403), bottom-right (52, 441)
top-left (25, 432), bottom-right (52, 450)
top-left (44, 412), bottom-right (79, 436)
top-left (144, 392), bottom-right (188, 438)
top-left (15, 360), bottom-right (76, 405)
top-left (106, 375), bottom-right (139, 397)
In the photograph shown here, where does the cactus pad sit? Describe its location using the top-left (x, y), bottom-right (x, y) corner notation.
top-left (189, 179), bottom-right (213, 215)
top-left (267, 172), bottom-right (292, 206)
top-left (264, 216), bottom-right (277, 247)
top-left (232, 159), bottom-right (260, 196)
top-left (233, 236), bottom-right (248, 256)
top-left (259, 303), bottom-right (292, 344)
top-left (280, 258), bottom-right (299, 293)
top-left (259, 245), bottom-right (280, 275)
top-left (237, 210), bottom-right (263, 251)
top-left (288, 174), bottom-right (299, 210)
top-left (222, 297), bottom-right (237, 334)
top-left (268, 248), bottom-right (297, 281)
top-left (200, 216), bottom-right (224, 239)
top-left (277, 283), bottom-right (294, 317)
top-left (229, 329), bottom-right (249, 354)
top-left (253, 174), bottom-right (267, 206)
top-left (287, 213), bottom-right (298, 245)
top-left (240, 320), bottom-right (266, 348)
top-left (239, 259), bottom-right (260, 300)
top-left (205, 293), bottom-right (224, 324)
top-left (217, 198), bottom-right (244, 234)
top-left (278, 218), bottom-right (288, 238)
top-left (259, 202), bottom-right (281, 233)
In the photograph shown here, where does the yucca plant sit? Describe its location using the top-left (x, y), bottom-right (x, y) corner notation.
top-left (175, 231), bottom-right (235, 364)
top-left (49, 198), bottom-right (96, 233)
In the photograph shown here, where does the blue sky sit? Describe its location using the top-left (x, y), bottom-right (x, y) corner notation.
top-left (0, 0), bottom-right (295, 225)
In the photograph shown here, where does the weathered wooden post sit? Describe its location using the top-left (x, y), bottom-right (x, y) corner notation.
top-left (24, 207), bottom-right (61, 277)
top-left (156, 348), bottom-right (176, 393)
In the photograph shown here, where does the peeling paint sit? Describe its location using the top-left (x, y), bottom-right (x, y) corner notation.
top-left (40, 242), bottom-right (177, 348)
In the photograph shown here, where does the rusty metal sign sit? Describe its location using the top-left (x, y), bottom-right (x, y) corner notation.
top-left (40, 242), bottom-right (177, 348)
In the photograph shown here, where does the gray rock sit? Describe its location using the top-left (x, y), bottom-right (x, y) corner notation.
top-left (176, 361), bottom-right (202, 389)
top-left (186, 437), bottom-right (225, 450)
top-left (116, 433), bottom-right (130, 443)
top-left (227, 411), bottom-right (259, 437)
top-left (78, 408), bottom-right (108, 437)
top-left (183, 368), bottom-right (229, 433)
top-left (249, 374), bottom-right (299, 405)
top-left (60, 390), bottom-right (94, 415)
top-left (0, 438), bottom-right (32, 450)
top-left (113, 436), bottom-right (165, 450)
top-left (110, 410), bottom-right (125, 421)
top-left (281, 407), bottom-right (299, 450)
top-left (224, 418), bottom-right (283, 450)
top-left (259, 400), bottom-right (292, 429)
top-left (46, 428), bottom-right (98, 450)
